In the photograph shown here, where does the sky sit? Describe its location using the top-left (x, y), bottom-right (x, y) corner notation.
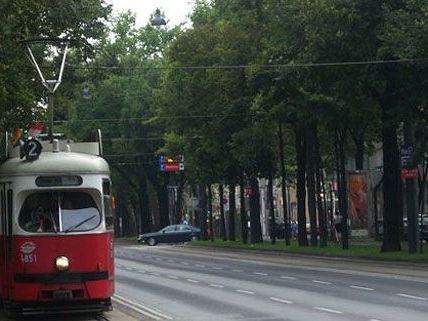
top-left (105, 0), bottom-right (196, 27)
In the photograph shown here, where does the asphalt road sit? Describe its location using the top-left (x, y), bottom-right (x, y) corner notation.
top-left (114, 242), bottom-right (428, 321)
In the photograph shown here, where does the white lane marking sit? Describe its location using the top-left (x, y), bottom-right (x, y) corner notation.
top-left (396, 293), bottom-right (427, 301)
top-left (236, 289), bottom-right (255, 295)
top-left (232, 269), bottom-right (243, 272)
top-left (137, 270), bottom-right (146, 273)
top-left (209, 283), bottom-right (224, 288)
top-left (270, 297), bottom-right (293, 304)
top-left (155, 258), bottom-right (162, 261)
top-left (350, 285), bottom-right (374, 291)
top-left (280, 276), bottom-right (296, 280)
top-left (196, 264), bottom-right (205, 268)
top-left (167, 275), bottom-right (178, 279)
top-left (254, 272), bottom-right (268, 276)
top-left (212, 267), bottom-right (223, 270)
top-left (312, 280), bottom-right (331, 285)
top-left (150, 272), bottom-right (161, 277)
top-left (186, 279), bottom-right (199, 283)
top-left (113, 294), bottom-right (173, 320)
top-left (369, 319), bottom-right (383, 321)
top-left (314, 307), bottom-right (343, 314)
top-left (181, 262), bottom-right (189, 265)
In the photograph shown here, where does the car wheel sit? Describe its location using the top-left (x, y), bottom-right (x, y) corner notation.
top-left (147, 237), bottom-right (158, 246)
top-left (191, 235), bottom-right (199, 241)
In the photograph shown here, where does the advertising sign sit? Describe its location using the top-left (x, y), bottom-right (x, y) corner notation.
top-left (160, 155), bottom-right (184, 172)
top-left (348, 173), bottom-right (368, 230)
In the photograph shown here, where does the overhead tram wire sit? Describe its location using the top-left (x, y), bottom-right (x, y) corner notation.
top-left (52, 111), bottom-right (266, 124)
top-left (67, 58), bottom-right (428, 72)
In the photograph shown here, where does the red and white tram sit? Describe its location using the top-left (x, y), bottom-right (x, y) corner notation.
top-left (0, 135), bottom-right (114, 314)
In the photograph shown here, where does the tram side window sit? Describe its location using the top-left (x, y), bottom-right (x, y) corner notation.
top-left (103, 179), bottom-right (114, 230)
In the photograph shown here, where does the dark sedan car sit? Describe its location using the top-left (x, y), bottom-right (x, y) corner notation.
top-left (138, 224), bottom-right (201, 246)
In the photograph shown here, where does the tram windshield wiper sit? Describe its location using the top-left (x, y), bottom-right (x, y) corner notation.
top-left (64, 214), bottom-right (97, 233)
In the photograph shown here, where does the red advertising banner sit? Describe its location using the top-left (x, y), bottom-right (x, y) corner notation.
top-left (348, 173), bottom-right (368, 230)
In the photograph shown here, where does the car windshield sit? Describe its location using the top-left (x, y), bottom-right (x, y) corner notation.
top-left (19, 192), bottom-right (101, 233)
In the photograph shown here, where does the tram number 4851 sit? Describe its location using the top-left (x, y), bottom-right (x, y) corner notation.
top-left (21, 253), bottom-right (37, 263)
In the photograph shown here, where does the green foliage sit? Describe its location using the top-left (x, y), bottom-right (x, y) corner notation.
top-left (0, 0), bottom-right (111, 133)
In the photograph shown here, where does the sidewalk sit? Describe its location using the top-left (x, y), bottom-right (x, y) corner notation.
top-left (0, 304), bottom-right (141, 321)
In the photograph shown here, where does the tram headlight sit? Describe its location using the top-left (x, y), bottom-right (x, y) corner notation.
top-left (55, 256), bottom-right (69, 272)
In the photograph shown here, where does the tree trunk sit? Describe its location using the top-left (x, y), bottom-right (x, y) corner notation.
top-left (207, 184), bottom-right (214, 241)
top-left (249, 176), bottom-right (263, 243)
top-left (199, 184), bottom-right (208, 240)
top-left (314, 126), bottom-right (327, 247)
top-left (240, 177), bottom-right (248, 244)
top-left (268, 171), bottom-right (276, 245)
top-left (219, 184), bottom-right (227, 241)
top-left (278, 122), bottom-right (290, 245)
top-left (335, 128), bottom-right (349, 249)
top-left (352, 133), bottom-right (365, 170)
top-left (228, 183), bottom-right (236, 241)
top-left (306, 126), bottom-right (318, 247)
top-left (381, 114), bottom-right (402, 252)
top-left (138, 175), bottom-right (151, 234)
top-left (295, 127), bottom-right (308, 246)
top-left (156, 184), bottom-right (169, 229)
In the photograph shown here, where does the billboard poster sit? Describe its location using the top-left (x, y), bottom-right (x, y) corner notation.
top-left (348, 173), bottom-right (368, 230)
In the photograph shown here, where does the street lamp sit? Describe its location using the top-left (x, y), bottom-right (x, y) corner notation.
top-left (150, 8), bottom-right (167, 26)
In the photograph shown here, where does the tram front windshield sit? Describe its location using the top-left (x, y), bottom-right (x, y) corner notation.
top-left (19, 192), bottom-right (101, 233)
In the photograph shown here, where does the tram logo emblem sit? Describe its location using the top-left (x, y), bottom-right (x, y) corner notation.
top-left (20, 242), bottom-right (36, 254)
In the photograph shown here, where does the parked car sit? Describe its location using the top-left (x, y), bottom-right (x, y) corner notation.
top-left (138, 224), bottom-right (201, 246)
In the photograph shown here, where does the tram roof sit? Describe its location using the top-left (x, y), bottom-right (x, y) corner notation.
top-left (0, 152), bottom-right (110, 176)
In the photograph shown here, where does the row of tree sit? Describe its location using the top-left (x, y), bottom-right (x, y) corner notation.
top-left (2, 1), bottom-right (428, 252)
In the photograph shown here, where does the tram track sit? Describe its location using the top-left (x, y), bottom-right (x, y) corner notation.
top-left (94, 313), bottom-right (111, 321)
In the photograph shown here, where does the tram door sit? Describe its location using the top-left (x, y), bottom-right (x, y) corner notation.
top-left (0, 183), bottom-right (12, 300)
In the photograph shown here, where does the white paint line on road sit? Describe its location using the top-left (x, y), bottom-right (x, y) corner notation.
top-left (186, 279), bottom-right (199, 283)
top-left (314, 307), bottom-right (343, 314)
top-left (137, 270), bottom-right (146, 273)
top-left (312, 280), bottom-right (331, 285)
top-left (113, 294), bottom-right (173, 320)
top-left (253, 272), bottom-right (268, 276)
top-left (167, 275), bottom-right (178, 280)
top-left (280, 276), bottom-right (296, 280)
top-left (396, 293), bottom-right (427, 301)
top-left (212, 267), bottom-right (223, 270)
top-left (232, 269), bottom-right (243, 273)
top-left (196, 264), bottom-right (205, 268)
top-left (369, 319), bottom-right (383, 321)
top-left (350, 285), bottom-right (374, 291)
top-left (209, 283), bottom-right (224, 288)
top-left (270, 297), bottom-right (293, 304)
top-left (155, 258), bottom-right (162, 261)
top-left (150, 272), bottom-right (161, 277)
top-left (181, 262), bottom-right (189, 265)
top-left (236, 289), bottom-right (255, 295)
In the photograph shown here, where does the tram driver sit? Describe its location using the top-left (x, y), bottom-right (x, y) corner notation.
top-left (26, 205), bottom-right (54, 233)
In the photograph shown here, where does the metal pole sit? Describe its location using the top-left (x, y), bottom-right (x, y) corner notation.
top-left (48, 92), bottom-right (54, 142)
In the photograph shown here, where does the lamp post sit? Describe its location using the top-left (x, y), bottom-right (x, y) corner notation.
top-left (150, 8), bottom-right (167, 26)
